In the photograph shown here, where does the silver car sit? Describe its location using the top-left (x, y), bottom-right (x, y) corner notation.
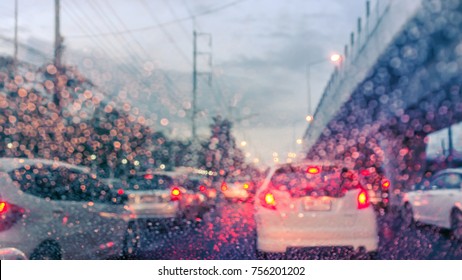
top-left (0, 158), bottom-right (134, 259)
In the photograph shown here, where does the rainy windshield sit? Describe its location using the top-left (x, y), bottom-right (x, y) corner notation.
top-left (1, 0), bottom-right (462, 262)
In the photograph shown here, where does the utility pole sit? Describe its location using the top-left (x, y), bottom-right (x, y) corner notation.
top-left (191, 28), bottom-right (212, 141)
top-left (448, 125), bottom-right (454, 167)
top-left (192, 30), bottom-right (198, 140)
top-left (54, 0), bottom-right (63, 68)
top-left (53, 0), bottom-right (63, 109)
top-left (13, 0), bottom-right (18, 70)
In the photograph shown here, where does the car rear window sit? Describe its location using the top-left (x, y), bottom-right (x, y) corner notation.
top-left (359, 168), bottom-right (385, 185)
top-left (8, 165), bottom-right (125, 204)
top-left (269, 165), bottom-right (357, 198)
top-left (126, 174), bottom-right (173, 191)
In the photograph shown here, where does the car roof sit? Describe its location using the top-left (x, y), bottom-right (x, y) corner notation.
top-left (272, 160), bottom-right (354, 170)
top-left (131, 171), bottom-right (173, 177)
top-left (0, 157), bottom-right (91, 173)
top-left (433, 168), bottom-right (462, 177)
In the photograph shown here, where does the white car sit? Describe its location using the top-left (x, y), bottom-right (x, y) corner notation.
top-left (109, 172), bottom-right (206, 222)
top-left (107, 174), bottom-right (180, 220)
top-left (400, 168), bottom-right (462, 239)
top-left (0, 158), bottom-right (136, 259)
top-left (254, 162), bottom-right (379, 259)
top-left (221, 177), bottom-right (254, 202)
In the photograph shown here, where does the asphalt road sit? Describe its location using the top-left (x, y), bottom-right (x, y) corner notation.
top-left (127, 199), bottom-right (462, 260)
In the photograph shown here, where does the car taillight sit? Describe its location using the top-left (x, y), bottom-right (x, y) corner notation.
top-left (360, 169), bottom-right (370, 176)
top-left (0, 201), bottom-right (24, 232)
top-left (221, 182), bottom-right (228, 191)
top-left (307, 166), bottom-right (320, 174)
top-left (382, 180), bottom-right (390, 189)
top-left (171, 187), bottom-right (181, 201)
top-left (259, 191), bottom-right (276, 210)
top-left (144, 174), bottom-right (154, 180)
top-left (357, 189), bottom-right (369, 209)
top-left (0, 202), bottom-right (7, 214)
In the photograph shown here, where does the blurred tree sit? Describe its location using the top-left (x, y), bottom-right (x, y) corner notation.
top-left (0, 57), bottom-right (157, 178)
top-left (202, 115), bottom-right (246, 177)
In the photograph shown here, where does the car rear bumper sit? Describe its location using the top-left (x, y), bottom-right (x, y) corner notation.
top-left (223, 191), bottom-right (250, 200)
top-left (257, 228), bottom-right (379, 253)
top-left (129, 202), bottom-right (180, 219)
top-left (255, 209), bottom-right (379, 253)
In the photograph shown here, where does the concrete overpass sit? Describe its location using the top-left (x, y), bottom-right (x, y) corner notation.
top-left (303, 0), bottom-right (462, 207)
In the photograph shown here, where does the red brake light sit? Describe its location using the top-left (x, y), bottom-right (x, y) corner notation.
top-left (221, 182), bottom-right (228, 191)
top-left (0, 202), bottom-right (7, 214)
top-left (357, 189), bottom-right (369, 209)
top-left (307, 166), bottom-right (320, 174)
top-left (144, 174), bottom-right (154, 180)
top-left (171, 187), bottom-right (181, 200)
top-left (382, 180), bottom-right (390, 189)
top-left (265, 193), bottom-right (275, 205)
top-left (360, 169), bottom-right (370, 176)
top-left (259, 192), bottom-right (276, 210)
top-left (0, 201), bottom-right (24, 232)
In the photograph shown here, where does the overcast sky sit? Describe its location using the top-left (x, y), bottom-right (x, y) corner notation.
top-left (0, 0), bottom-right (391, 165)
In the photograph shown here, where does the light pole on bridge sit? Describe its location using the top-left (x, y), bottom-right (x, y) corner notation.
top-left (306, 53), bottom-right (342, 123)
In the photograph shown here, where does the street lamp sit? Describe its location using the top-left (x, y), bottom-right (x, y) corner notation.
top-left (330, 53), bottom-right (342, 63)
top-left (306, 53), bottom-right (342, 121)
top-left (305, 115), bottom-right (314, 123)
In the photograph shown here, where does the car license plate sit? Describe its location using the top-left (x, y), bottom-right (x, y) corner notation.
top-left (141, 196), bottom-right (160, 203)
top-left (304, 197), bottom-right (331, 211)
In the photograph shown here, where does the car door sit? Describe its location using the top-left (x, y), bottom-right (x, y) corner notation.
top-left (416, 176), bottom-right (445, 224)
top-left (406, 184), bottom-right (426, 221)
top-left (44, 166), bottom-right (99, 259)
top-left (6, 165), bottom-right (62, 254)
top-left (80, 175), bottom-right (129, 258)
top-left (426, 173), bottom-right (462, 228)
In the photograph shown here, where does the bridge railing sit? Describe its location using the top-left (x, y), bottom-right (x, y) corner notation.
top-left (312, 0), bottom-right (392, 126)
top-left (305, 0), bottom-right (423, 150)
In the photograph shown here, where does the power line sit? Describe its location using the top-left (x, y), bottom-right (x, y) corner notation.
top-left (98, 0), bottom-right (187, 110)
top-left (138, 0), bottom-right (225, 128)
top-left (181, 0), bottom-right (229, 116)
top-left (139, 0), bottom-right (191, 64)
top-left (67, 0), bottom-right (248, 39)
top-left (63, 0), bottom-right (231, 127)
top-left (82, 0), bottom-right (186, 111)
top-left (181, 0), bottom-right (261, 158)
top-left (62, 2), bottom-right (140, 76)
top-left (61, 2), bottom-right (166, 111)
top-left (163, 0), bottom-right (192, 40)
top-left (0, 35), bottom-right (52, 61)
